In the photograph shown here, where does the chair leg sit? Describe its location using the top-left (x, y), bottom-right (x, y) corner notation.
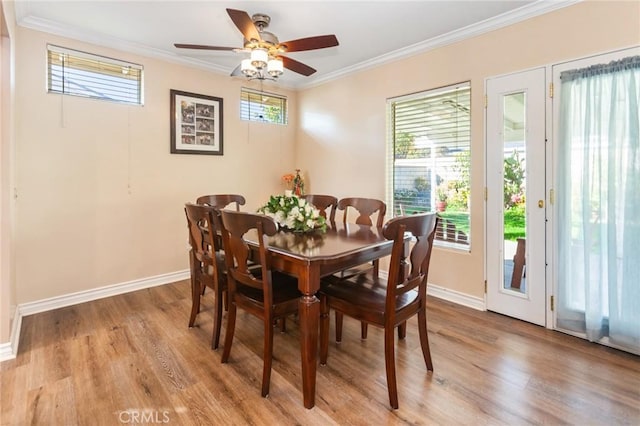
top-left (221, 303), bottom-right (237, 363)
top-left (188, 260), bottom-right (200, 327)
top-left (279, 317), bottom-right (287, 333)
top-left (335, 311), bottom-right (344, 342)
top-left (320, 295), bottom-right (329, 365)
top-left (417, 308), bottom-right (433, 371)
top-left (384, 326), bottom-right (399, 409)
top-left (361, 322), bottom-right (368, 339)
top-left (211, 286), bottom-right (224, 350)
top-left (397, 321), bottom-right (407, 339)
top-left (262, 316), bottom-right (275, 397)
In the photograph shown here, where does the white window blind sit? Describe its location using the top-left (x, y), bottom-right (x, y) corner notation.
top-left (47, 45), bottom-right (143, 105)
top-left (240, 88), bottom-right (287, 124)
top-left (387, 82), bottom-right (471, 248)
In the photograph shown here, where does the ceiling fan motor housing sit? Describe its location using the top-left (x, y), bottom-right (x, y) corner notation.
top-left (249, 13), bottom-right (279, 48)
top-left (251, 13), bottom-right (271, 29)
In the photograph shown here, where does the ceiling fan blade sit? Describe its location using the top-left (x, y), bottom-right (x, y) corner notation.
top-left (226, 8), bottom-right (261, 42)
top-left (279, 35), bottom-right (339, 52)
top-left (281, 56), bottom-right (316, 76)
top-left (174, 43), bottom-right (238, 51)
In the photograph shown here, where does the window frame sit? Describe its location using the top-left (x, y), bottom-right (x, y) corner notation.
top-left (240, 87), bottom-right (287, 125)
top-left (47, 44), bottom-right (144, 106)
top-left (386, 81), bottom-right (472, 251)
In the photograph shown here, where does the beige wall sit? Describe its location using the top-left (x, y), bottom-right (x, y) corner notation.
top-left (296, 0), bottom-right (640, 299)
top-left (13, 27), bottom-right (298, 304)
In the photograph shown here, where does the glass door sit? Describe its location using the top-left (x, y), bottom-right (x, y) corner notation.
top-left (486, 68), bottom-right (547, 326)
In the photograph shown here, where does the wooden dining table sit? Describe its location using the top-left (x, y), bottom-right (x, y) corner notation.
top-left (243, 220), bottom-right (395, 409)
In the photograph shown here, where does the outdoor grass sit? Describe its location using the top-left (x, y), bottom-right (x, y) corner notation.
top-left (399, 207), bottom-right (525, 241)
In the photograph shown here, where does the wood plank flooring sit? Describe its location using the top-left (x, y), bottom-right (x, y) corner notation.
top-left (2, 280), bottom-right (639, 425)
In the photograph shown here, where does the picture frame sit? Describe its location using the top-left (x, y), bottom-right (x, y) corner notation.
top-left (170, 89), bottom-right (223, 155)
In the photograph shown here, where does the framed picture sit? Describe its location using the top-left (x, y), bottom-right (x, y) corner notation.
top-left (170, 89), bottom-right (223, 155)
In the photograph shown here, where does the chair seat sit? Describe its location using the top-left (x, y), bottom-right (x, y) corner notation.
top-left (321, 275), bottom-right (419, 320)
top-left (236, 271), bottom-right (301, 306)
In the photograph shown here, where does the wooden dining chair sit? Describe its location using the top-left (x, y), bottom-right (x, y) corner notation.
top-left (194, 194), bottom-right (246, 293)
top-left (184, 203), bottom-right (227, 349)
top-left (334, 197), bottom-right (387, 339)
top-left (219, 210), bottom-right (301, 397)
top-left (300, 194), bottom-right (338, 222)
top-left (196, 194), bottom-right (246, 211)
top-left (319, 212), bottom-right (438, 409)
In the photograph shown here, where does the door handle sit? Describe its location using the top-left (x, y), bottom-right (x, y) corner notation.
top-left (538, 200), bottom-right (544, 208)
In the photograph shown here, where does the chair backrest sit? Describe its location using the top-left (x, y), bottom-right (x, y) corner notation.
top-left (301, 194), bottom-right (338, 222)
top-left (220, 210), bottom-right (278, 303)
top-left (196, 194), bottom-right (246, 211)
top-left (337, 197), bottom-right (387, 227)
top-left (184, 203), bottom-right (223, 269)
top-left (382, 213), bottom-right (438, 314)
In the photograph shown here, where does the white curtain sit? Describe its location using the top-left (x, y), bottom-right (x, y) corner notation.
top-left (557, 56), bottom-right (640, 354)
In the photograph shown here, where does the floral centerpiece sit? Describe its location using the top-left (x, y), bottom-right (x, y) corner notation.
top-left (258, 194), bottom-right (326, 233)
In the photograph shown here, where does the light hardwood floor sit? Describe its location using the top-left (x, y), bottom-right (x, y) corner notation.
top-left (2, 280), bottom-right (639, 425)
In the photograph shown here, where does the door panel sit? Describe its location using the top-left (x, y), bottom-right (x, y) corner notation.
top-left (486, 68), bottom-right (546, 326)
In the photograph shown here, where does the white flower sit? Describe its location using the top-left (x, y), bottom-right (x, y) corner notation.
top-left (258, 194), bottom-right (327, 232)
top-left (285, 216), bottom-right (296, 229)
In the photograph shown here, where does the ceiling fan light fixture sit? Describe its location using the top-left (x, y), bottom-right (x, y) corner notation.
top-left (250, 48), bottom-right (268, 69)
top-left (267, 58), bottom-right (283, 78)
top-left (241, 58), bottom-right (257, 77)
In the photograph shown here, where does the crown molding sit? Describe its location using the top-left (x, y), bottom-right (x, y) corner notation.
top-left (300, 0), bottom-right (581, 89)
top-left (18, 15), bottom-right (232, 75)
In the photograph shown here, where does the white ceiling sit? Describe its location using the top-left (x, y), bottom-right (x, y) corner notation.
top-left (14, 0), bottom-right (577, 89)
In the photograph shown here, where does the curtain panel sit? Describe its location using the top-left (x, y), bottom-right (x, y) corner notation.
top-left (557, 56), bottom-right (640, 354)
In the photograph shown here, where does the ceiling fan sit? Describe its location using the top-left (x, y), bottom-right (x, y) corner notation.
top-left (174, 8), bottom-right (339, 79)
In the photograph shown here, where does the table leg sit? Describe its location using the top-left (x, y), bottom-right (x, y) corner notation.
top-left (299, 293), bottom-right (319, 408)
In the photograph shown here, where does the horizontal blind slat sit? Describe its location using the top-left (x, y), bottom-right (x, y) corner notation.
top-left (47, 44), bottom-right (143, 105)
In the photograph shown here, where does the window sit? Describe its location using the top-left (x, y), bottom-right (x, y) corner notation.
top-left (387, 82), bottom-right (471, 248)
top-left (47, 44), bottom-right (143, 105)
top-left (240, 88), bottom-right (287, 124)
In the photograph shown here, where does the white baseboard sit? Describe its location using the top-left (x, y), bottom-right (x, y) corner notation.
top-left (0, 305), bottom-right (22, 362)
top-left (0, 341), bottom-right (13, 361)
top-left (0, 269), bottom-right (189, 362)
top-left (426, 283), bottom-right (486, 311)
